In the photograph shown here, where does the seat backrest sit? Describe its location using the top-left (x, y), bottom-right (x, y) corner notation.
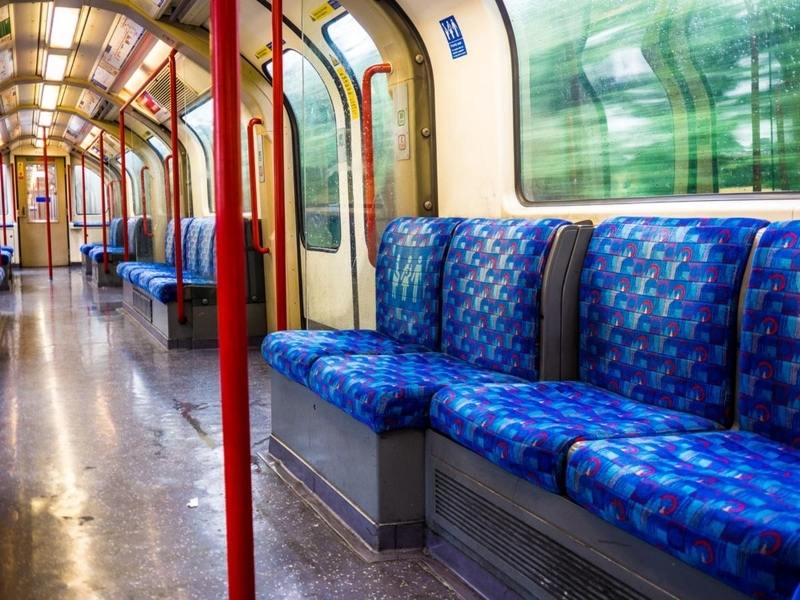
top-left (108, 217), bottom-right (124, 247)
top-left (375, 217), bottom-right (462, 349)
top-left (440, 218), bottom-right (568, 380)
top-left (165, 217), bottom-right (195, 265)
top-left (580, 216), bottom-right (766, 426)
top-left (184, 217), bottom-right (216, 279)
top-left (738, 221), bottom-right (800, 446)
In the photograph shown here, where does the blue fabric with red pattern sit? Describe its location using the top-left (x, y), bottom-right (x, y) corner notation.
top-left (567, 432), bottom-right (800, 599)
top-left (430, 381), bottom-right (720, 493)
top-left (263, 217), bottom-right (462, 385)
top-left (738, 221), bottom-right (800, 446)
top-left (580, 216), bottom-right (766, 426)
top-left (441, 218), bottom-right (567, 381)
top-left (309, 352), bottom-right (524, 432)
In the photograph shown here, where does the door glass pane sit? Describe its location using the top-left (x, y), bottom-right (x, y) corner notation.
top-left (266, 51), bottom-right (342, 250)
top-left (503, 0), bottom-right (800, 201)
top-left (326, 14), bottom-right (396, 238)
top-left (26, 160), bottom-right (58, 223)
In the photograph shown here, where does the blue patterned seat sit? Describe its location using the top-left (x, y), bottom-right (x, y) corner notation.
top-left (0, 249), bottom-right (11, 266)
top-left (116, 217), bottom-right (214, 302)
top-left (263, 217), bottom-right (462, 385)
top-left (308, 218), bottom-right (569, 432)
top-left (1, 245), bottom-right (12, 255)
top-left (567, 221), bottom-right (800, 599)
top-left (430, 381), bottom-right (720, 493)
top-left (80, 217), bottom-right (124, 256)
top-left (309, 353), bottom-right (525, 432)
top-left (431, 216), bottom-right (765, 492)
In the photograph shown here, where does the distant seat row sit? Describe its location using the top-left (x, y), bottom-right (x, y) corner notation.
top-left (79, 216), bottom-right (153, 286)
top-left (0, 244), bottom-right (13, 290)
top-left (116, 216), bottom-right (267, 349)
top-left (263, 216), bottom-right (800, 600)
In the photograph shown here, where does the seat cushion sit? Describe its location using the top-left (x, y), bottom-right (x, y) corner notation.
top-left (309, 352), bottom-right (524, 433)
top-left (375, 217), bottom-right (462, 349)
top-left (1, 245), bottom-right (13, 255)
top-left (262, 329), bottom-right (430, 386)
top-left (440, 218), bottom-right (568, 380)
top-left (0, 250), bottom-right (10, 266)
top-left (738, 221), bottom-right (800, 446)
top-left (580, 216), bottom-right (767, 426)
top-left (567, 431), bottom-right (800, 599)
top-left (431, 381), bottom-right (720, 493)
top-left (89, 245), bottom-right (124, 262)
top-left (80, 243), bottom-right (98, 256)
top-left (140, 272), bottom-right (215, 303)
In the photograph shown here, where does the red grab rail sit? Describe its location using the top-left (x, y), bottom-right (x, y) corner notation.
top-left (117, 54), bottom-right (172, 261)
top-left (246, 117), bottom-right (269, 255)
top-left (43, 128), bottom-right (53, 280)
top-left (81, 153), bottom-right (88, 244)
top-left (66, 164), bottom-right (72, 226)
top-left (210, 0), bottom-right (256, 598)
top-left (361, 63), bottom-right (392, 266)
top-left (168, 50), bottom-right (186, 324)
top-left (140, 166), bottom-right (153, 237)
top-left (99, 132), bottom-right (109, 274)
top-left (163, 154), bottom-right (173, 221)
top-left (1, 153), bottom-right (6, 247)
top-left (272, 0), bottom-right (287, 331)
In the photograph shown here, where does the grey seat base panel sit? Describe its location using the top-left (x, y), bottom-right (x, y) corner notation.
top-left (92, 260), bottom-right (123, 287)
top-left (268, 372), bottom-right (425, 551)
top-left (425, 430), bottom-right (750, 600)
top-left (121, 280), bottom-right (267, 349)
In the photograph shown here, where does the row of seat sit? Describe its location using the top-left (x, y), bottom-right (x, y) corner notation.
top-left (263, 216), bottom-right (800, 599)
top-left (117, 217), bottom-right (216, 303)
top-left (0, 244), bottom-right (13, 289)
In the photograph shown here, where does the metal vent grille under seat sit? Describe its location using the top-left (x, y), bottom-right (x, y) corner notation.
top-left (132, 287), bottom-right (152, 322)
top-left (433, 469), bottom-right (648, 600)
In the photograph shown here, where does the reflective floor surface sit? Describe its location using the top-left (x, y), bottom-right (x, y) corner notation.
top-left (0, 267), bottom-right (465, 600)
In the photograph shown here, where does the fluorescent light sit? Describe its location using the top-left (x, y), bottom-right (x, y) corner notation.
top-left (38, 111), bottom-right (54, 127)
top-left (50, 7), bottom-right (80, 49)
top-left (34, 139), bottom-right (43, 148)
top-left (40, 84), bottom-right (60, 110)
top-left (44, 53), bottom-right (68, 82)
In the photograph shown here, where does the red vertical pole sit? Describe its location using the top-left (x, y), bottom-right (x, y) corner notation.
top-left (81, 153), bottom-right (87, 244)
top-left (141, 166), bottom-right (153, 237)
top-left (168, 51), bottom-right (186, 324)
top-left (66, 164), bottom-right (72, 224)
top-left (100, 133), bottom-right (109, 274)
top-left (211, 1), bottom-right (256, 598)
top-left (272, 0), bottom-right (287, 331)
top-left (164, 154), bottom-right (172, 222)
top-left (43, 129), bottom-right (53, 280)
top-left (1, 153), bottom-right (7, 246)
top-left (119, 112), bottom-right (130, 260)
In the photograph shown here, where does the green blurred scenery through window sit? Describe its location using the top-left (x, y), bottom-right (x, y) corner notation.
top-left (503, 0), bottom-right (800, 201)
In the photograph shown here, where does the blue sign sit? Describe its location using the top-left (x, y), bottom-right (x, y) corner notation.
top-left (440, 16), bottom-right (467, 60)
top-left (35, 196), bottom-right (48, 203)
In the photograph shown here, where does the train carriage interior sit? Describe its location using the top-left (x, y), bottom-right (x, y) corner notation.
top-left (1, 0), bottom-right (800, 599)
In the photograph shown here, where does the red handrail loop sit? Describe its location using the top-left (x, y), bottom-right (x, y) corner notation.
top-left (246, 117), bottom-right (269, 255)
top-left (99, 132), bottom-right (109, 274)
top-left (361, 63), bottom-right (392, 266)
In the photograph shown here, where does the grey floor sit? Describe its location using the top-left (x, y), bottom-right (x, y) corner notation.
top-left (0, 267), bottom-right (464, 600)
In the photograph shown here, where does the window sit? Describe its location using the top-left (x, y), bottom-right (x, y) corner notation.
top-left (70, 164), bottom-right (105, 219)
top-left (326, 14), bottom-right (396, 223)
top-left (182, 98), bottom-right (251, 213)
top-left (266, 51), bottom-right (342, 250)
top-left (147, 135), bottom-right (170, 159)
top-left (121, 150), bottom-right (144, 214)
top-left (1, 162), bottom-right (12, 224)
top-left (501, 0), bottom-right (800, 202)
